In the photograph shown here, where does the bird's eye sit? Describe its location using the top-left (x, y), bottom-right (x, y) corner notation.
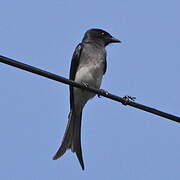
top-left (101, 32), bottom-right (105, 36)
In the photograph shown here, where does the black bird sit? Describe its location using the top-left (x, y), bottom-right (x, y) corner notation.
top-left (53, 28), bottom-right (121, 170)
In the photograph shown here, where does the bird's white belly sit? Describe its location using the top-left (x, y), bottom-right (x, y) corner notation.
top-left (75, 64), bottom-right (103, 88)
top-left (73, 64), bottom-right (104, 109)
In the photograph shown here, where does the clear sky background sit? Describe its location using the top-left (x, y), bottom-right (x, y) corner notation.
top-left (0, 0), bottom-right (180, 179)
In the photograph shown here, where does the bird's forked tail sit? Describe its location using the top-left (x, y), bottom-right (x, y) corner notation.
top-left (52, 110), bottom-right (84, 170)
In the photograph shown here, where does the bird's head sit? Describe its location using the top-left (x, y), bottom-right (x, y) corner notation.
top-left (82, 28), bottom-right (121, 46)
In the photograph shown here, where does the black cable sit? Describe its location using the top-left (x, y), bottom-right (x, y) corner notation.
top-left (0, 55), bottom-right (180, 123)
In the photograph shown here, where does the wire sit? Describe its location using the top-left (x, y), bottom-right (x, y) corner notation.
top-left (0, 55), bottom-right (180, 123)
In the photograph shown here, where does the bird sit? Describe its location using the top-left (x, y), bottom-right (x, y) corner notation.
top-left (53, 28), bottom-right (121, 170)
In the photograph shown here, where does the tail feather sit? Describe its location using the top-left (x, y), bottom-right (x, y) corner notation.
top-left (52, 112), bottom-right (74, 159)
top-left (73, 111), bottom-right (84, 170)
top-left (53, 110), bottom-right (85, 170)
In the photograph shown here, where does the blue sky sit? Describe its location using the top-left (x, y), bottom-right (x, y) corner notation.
top-left (0, 0), bottom-right (180, 179)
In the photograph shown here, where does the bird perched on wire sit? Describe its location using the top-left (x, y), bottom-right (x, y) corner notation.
top-left (53, 28), bottom-right (121, 170)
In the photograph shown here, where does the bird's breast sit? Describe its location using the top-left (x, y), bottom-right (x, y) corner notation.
top-left (75, 59), bottom-right (104, 89)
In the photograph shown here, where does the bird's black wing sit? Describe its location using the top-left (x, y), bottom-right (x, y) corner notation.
top-left (69, 43), bottom-right (83, 109)
top-left (103, 52), bottom-right (107, 74)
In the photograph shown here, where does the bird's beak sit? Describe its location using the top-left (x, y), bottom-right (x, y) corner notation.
top-left (110, 37), bottom-right (121, 43)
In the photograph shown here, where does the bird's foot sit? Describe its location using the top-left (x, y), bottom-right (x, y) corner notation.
top-left (80, 82), bottom-right (89, 91)
top-left (122, 95), bottom-right (136, 105)
top-left (81, 82), bottom-right (89, 88)
top-left (98, 89), bottom-right (109, 98)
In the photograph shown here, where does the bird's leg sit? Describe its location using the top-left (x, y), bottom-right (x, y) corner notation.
top-left (97, 89), bottom-right (109, 98)
top-left (122, 95), bottom-right (136, 105)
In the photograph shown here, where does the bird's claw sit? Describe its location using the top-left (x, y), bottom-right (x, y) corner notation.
top-left (122, 95), bottom-right (136, 105)
top-left (81, 82), bottom-right (89, 88)
top-left (98, 89), bottom-right (109, 98)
